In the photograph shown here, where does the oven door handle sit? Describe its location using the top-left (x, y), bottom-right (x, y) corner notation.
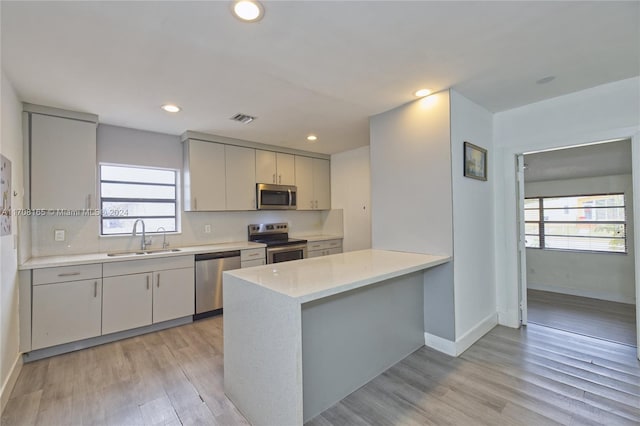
top-left (288, 188), bottom-right (292, 207)
top-left (267, 244), bottom-right (307, 255)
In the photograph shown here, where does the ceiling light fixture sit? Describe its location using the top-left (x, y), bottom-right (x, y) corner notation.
top-left (232, 0), bottom-right (264, 22)
top-left (414, 89), bottom-right (432, 97)
top-left (307, 135), bottom-right (318, 142)
top-left (161, 104), bottom-right (181, 113)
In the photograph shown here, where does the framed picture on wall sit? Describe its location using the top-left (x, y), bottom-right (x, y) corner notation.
top-left (463, 141), bottom-right (487, 181)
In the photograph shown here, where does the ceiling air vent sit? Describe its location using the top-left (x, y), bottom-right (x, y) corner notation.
top-left (230, 113), bottom-right (257, 124)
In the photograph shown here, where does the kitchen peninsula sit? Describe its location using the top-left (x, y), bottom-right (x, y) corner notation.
top-left (223, 249), bottom-right (451, 425)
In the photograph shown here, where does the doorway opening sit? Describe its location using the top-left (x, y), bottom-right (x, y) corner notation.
top-left (517, 139), bottom-right (637, 347)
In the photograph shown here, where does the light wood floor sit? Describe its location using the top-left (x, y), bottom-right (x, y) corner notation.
top-left (3, 318), bottom-right (640, 426)
top-left (528, 289), bottom-right (637, 347)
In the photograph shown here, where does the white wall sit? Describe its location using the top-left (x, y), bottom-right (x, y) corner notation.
top-left (449, 90), bottom-right (496, 339)
top-left (30, 124), bottom-right (336, 257)
top-left (0, 73), bottom-right (24, 411)
top-left (494, 77), bottom-right (640, 327)
top-left (370, 91), bottom-right (453, 255)
top-left (525, 174), bottom-right (635, 304)
top-left (330, 145), bottom-right (371, 252)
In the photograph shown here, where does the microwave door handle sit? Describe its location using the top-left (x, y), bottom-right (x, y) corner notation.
top-left (288, 188), bottom-right (292, 207)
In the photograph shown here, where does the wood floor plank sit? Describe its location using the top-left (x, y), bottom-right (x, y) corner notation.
top-left (528, 289), bottom-right (637, 346)
top-left (4, 317), bottom-right (640, 426)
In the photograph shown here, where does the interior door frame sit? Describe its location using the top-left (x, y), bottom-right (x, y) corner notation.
top-left (632, 132), bottom-right (640, 356)
top-left (516, 154), bottom-right (527, 325)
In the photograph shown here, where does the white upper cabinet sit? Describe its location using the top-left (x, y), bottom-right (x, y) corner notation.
top-left (295, 156), bottom-right (314, 210)
top-left (256, 150), bottom-right (295, 185)
top-left (276, 153), bottom-right (295, 185)
top-left (313, 158), bottom-right (331, 210)
top-left (183, 139), bottom-right (226, 211)
top-left (295, 156), bottom-right (331, 210)
top-left (30, 113), bottom-right (97, 210)
top-left (225, 145), bottom-right (256, 210)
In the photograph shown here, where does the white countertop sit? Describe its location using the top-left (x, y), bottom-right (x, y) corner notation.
top-left (224, 249), bottom-right (450, 303)
top-left (19, 241), bottom-right (266, 270)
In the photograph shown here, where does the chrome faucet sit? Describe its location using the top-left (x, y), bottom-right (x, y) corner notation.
top-left (132, 219), bottom-right (151, 250)
top-left (157, 227), bottom-right (169, 249)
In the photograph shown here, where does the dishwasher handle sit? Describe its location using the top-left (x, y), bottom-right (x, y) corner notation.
top-left (195, 251), bottom-right (241, 262)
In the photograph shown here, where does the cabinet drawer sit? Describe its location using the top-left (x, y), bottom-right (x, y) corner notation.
top-left (241, 248), bottom-right (265, 262)
top-left (103, 255), bottom-right (194, 277)
top-left (307, 239), bottom-right (343, 251)
top-left (241, 258), bottom-right (266, 268)
top-left (33, 263), bottom-right (102, 285)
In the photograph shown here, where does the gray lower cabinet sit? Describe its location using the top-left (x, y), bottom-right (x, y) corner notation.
top-left (32, 278), bottom-right (102, 350)
top-left (102, 256), bottom-right (195, 335)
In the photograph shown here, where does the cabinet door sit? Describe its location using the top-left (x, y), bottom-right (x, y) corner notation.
top-left (276, 153), bottom-right (295, 185)
top-left (185, 140), bottom-right (226, 211)
top-left (313, 158), bottom-right (331, 210)
top-left (226, 145), bottom-right (256, 210)
top-left (153, 268), bottom-right (195, 323)
top-left (32, 279), bottom-right (102, 350)
top-left (30, 114), bottom-right (97, 210)
top-left (255, 150), bottom-right (277, 184)
top-left (294, 156), bottom-right (314, 210)
top-left (102, 273), bottom-right (152, 334)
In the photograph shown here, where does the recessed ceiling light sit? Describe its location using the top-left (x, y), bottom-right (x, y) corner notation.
top-left (414, 89), bottom-right (432, 97)
top-left (307, 135), bottom-right (318, 142)
top-left (536, 76), bottom-right (555, 85)
top-left (232, 0), bottom-right (264, 22)
top-left (161, 104), bottom-right (181, 113)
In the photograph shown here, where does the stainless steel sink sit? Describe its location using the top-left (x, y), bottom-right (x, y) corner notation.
top-left (144, 248), bottom-right (182, 254)
top-left (106, 248), bottom-right (181, 257)
top-left (106, 251), bottom-right (145, 257)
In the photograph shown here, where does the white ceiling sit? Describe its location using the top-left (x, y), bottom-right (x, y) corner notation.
top-left (2, 1), bottom-right (639, 154)
top-left (524, 139), bottom-right (632, 182)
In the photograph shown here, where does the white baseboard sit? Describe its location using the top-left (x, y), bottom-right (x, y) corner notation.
top-left (424, 332), bottom-right (456, 356)
top-left (455, 312), bottom-right (497, 356)
top-left (425, 312), bottom-right (498, 357)
top-left (1, 354), bottom-right (23, 414)
top-left (528, 282), bottom-right (635, 304)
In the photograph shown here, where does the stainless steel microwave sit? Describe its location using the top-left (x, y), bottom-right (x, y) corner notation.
top-left (256, 183), bottom-right (297, 210)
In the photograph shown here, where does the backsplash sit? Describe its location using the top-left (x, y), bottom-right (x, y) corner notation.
top-left (29, 209), bottom-right (343, 258)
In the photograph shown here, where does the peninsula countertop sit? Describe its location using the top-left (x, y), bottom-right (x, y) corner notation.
top-left (224, 249), bottom-right (451, 303)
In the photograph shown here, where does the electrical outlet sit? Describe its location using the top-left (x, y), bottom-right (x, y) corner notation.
top-left (204, 224), bottom-right (212, 234)
top-left (54, 229), bottom-right (65, 242)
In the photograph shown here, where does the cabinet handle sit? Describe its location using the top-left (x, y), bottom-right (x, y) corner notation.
top-left (87, 194), bottom-right (92, 209)
top-left (194, 197), bottom-right (198, 210)
top-left (157, 273), bottom-right (160, 288)
top-left (94, 281), bottom-right (98, 298)
top-left (146, 275), bottom-right (150, 290)
top-left (279, 175), bottom-right (282, 184)
top-left (273, 173), bottom-right (276, 183)
top-left (315, 200), bottom-right (318, 209)
top-left (248, 252), bottom-right (259, 257)
top-left (310, 200), bottom-right (314, 209)
top-left (58, 272), bottom-right (80, 277)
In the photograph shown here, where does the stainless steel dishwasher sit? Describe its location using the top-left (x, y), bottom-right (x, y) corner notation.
top-left (194, 250), bottom-right (241, 320)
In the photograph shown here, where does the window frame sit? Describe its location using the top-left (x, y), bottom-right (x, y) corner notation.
top-left (525, 192), bottom-right (627, 254)
top-left (99, 163), bottom-right (179, 236)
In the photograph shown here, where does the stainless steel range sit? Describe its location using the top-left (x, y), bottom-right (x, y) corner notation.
top-left (248, 223), bottom-right (307, 264)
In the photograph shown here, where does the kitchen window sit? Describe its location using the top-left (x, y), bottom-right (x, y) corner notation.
top-left (525, 193), bottom-right (626, 254)
top-left (100, 164), bottom-right (178, 235)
